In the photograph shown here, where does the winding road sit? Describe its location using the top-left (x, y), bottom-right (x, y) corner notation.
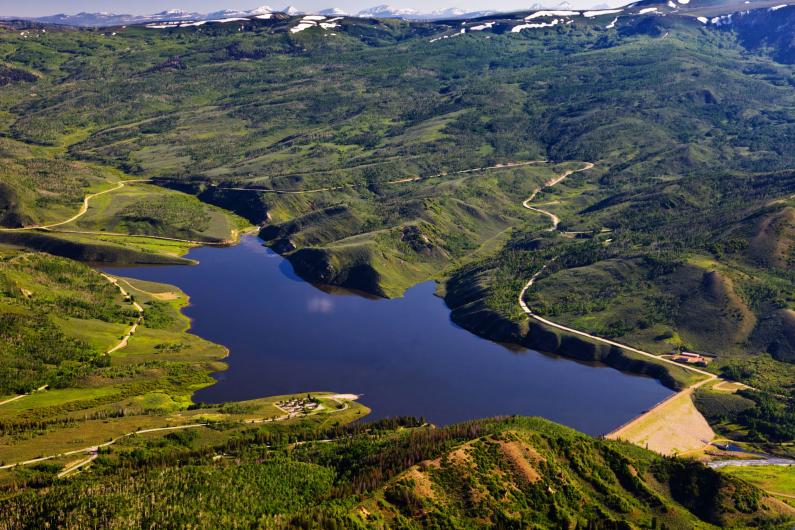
top-left (0, 180), bottom-right (150, 232)
top-left (101, 273), bottom-right (144, 354)
top-left (518, 161), bottom-right (714, 382)
top-left (0, 178), bottom-right (232, 246)
top-left (0, 274), bottom-right (144, 408)
top-left (0, 385), bottom-right (48, 407)
top-left (521, 163), bottom-right (593, 232)
top-left (516, 162), bottom-right (721, 446)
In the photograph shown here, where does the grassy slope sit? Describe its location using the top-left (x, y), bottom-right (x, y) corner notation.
top-left (722, 466), bottom-right (795, 508)
top-left (0, 249), bottom-right (365, 464)
top-left (0, 249), bottom-right (207, 457)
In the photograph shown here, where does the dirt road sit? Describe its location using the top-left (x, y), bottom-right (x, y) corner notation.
top-left (516, 161), bottom-right (722, 454)
top-left (0, 180), bottom-right (150, 232)
top-left (101, 273), bottom-right (144, 354)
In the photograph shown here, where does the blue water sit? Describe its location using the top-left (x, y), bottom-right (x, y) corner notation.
top-left (107, 236), bottom-right (672, 435)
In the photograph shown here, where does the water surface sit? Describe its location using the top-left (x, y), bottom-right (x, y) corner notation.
top-left (108, 236), bottom-right (672, 435)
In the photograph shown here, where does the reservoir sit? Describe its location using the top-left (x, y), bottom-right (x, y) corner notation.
top-left (108, 235), bottom-right (672, 435)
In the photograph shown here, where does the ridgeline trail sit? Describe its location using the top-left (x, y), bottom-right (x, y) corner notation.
top-left (213, 160), bottom-right (547, 194)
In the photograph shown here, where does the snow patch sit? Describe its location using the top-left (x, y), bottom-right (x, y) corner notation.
top-left (209, 17), bottom-right (249, 23)
top-left (710, 13), bottom-right (733, 25)
top-left (770, 4), bottom-right (788, 10)
top-left (697, 16), bottom-right (708, 23)
top-left (290, 22), bottom-right (316, 32)
top-left (677, 0), bottom-right (690, 4)
top-left (429, 30), bottom-right (465, 42)
top-left (606, 16), bottom-right (619, 28)
top-left (583, 8), bottom-right (622, 17)
top-left (470, 21), bottom-right (495, 30)
top-left (255, 14), bottom-right (273, 19)
top-left (292, 15), bottom-right (343, 33)
top-left (525, 10), bottom-right (579, 19)
top-left (513, 18), bottom-right (560, 31)
top-left (638, 7), bottom-right (658, 14)
top-left (146, 22), bottom-right (181, 28)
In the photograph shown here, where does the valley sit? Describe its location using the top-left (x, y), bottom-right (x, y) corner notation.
top-left (1, 0), bottom-right (795, 525)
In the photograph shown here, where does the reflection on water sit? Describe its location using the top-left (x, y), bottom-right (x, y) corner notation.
top-left (107, 236), bottom-right (672, 435)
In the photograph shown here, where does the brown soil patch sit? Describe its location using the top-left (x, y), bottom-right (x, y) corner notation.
top-left (499, 440), bottom-right (541, 484)
top-left (447, 445), bottom-right (473, 466)
top-left (151, 291), bottom-right (179, 301)
top-left (607, 390), bottom-right (715, 456)
top-left (419, 457), bottom-right (441, 470)
top-left (762, 495), bottom-right (795, 516)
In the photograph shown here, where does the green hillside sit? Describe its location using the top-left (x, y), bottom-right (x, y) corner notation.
top-left (1, 2), bottom-right (795, 521)
top-left (1, 416), bottom-right (791, 529)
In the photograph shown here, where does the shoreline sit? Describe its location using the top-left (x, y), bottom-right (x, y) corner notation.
top-left (124, 232), bottom-right (668, 436)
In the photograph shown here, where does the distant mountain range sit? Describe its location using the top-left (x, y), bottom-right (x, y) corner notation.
top-left (0, 2), bottom-right (583, 26)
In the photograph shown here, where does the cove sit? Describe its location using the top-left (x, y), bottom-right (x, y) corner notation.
top-left (107, 235), bottom-right (672, 435)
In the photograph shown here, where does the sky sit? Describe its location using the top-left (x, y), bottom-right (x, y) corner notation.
top-left (0, 0), bottom-right (614, 17)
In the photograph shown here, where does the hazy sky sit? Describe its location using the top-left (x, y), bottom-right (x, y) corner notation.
top-left (0, 0), bottom-right (615, 17)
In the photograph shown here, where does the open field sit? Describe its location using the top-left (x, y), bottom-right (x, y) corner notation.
top-left (721, 466), bottom-right (795, 506)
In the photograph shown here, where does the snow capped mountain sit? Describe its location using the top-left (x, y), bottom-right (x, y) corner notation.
top-left (318, 7), bottom-right (349, 16)
top-left (6, 3), bottom-right (495, 26)
top-left (529, 1), bottom-right (573, 9)
top-left (159, 9), bottom-right (192, 16)
top-left (356, 4), bottom-right (496, 19)
top-left (3, 6), bottom-right (283, 27)
top-left (357, 5), bottom-right (421, 17)
top-left (206, 9), bottom-right (246, 18)
top-left (206, 6), bottom-right (274, 18)
top-left (23, 10), bottom-right (197, 27)
top-left (249, 5), bottom-right (276, 14)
